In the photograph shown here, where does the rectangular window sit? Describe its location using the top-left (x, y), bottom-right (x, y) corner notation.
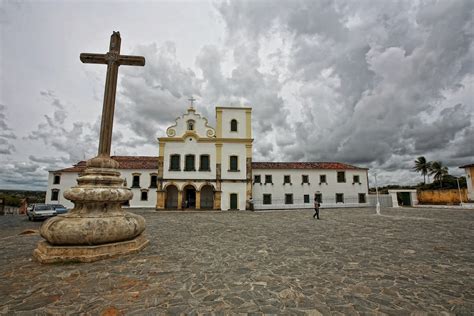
top-left (337, 171), bottom-right (346, 183)
top-left (285, 194), bottom-right (293, 204)
top-left (199, 155), bottom-right (210, 171)
top-left (51, 190), bottom-right (59, 201)
top-left (149, 175), bottom-right (157, 188)
top-left (359, 193), bottom-right (366, 203)
top-left (302, 175), bottom-right (309, 184)
top-left (229, 155), bottom-right (238, 171)
top-left (284, 175), bottom-right (291, 184)
top-left (53, 175), bottom-right (61, 185)
top-left (353, 175), bottom-right (360, 184)
top-left (315, 193), bottom-right (322, 203)
top-left (185, 155), bottom-right (195, 171)
top-left (263, 194), bottom-right (272, 205)
top-left (304, 194), bottom-right (310, 203)
top-left (254, 175), bottom-right (261, 183)
top-left (132, 175), bottom-right (140, 188)
top-left (336, 193), bottom-right (344, 203)
top-left (320, 175), bottom-right (326, 184)
top-left (170, 154), bottom-right (180, 171)
top-left (265, 175), bottom-right (272, 184)
top-left (141, 191), bottom-right (148, 201)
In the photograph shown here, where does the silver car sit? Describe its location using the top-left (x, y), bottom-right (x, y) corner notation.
top-left (27, 204), bottom-right (56, 221)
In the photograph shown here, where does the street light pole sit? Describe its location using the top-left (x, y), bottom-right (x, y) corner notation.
top-left (456, 177), bottom-right (463, 206)
top-left (375, 172), bottom-right (381, 215)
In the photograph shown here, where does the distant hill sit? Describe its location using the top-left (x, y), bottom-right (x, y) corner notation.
top-left (0, 190), bottom-right (46, 207)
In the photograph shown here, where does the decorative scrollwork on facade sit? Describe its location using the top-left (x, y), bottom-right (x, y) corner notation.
top-left (206, 129), bottom-right (215, 137)
top-left (166, 128), bottom-right (176, 137)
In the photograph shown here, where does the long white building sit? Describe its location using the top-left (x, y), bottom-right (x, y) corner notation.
top-left (46, 105), bottom-right (369, 210)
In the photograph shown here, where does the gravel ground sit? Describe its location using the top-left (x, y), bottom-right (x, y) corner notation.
top-left (0, 207), bottom-right (473, 315)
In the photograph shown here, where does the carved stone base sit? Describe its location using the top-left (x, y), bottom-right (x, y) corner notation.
top-left (33, 234), bottom-right (149, 263)
top-left (35, 155), bottom-right (148, 263)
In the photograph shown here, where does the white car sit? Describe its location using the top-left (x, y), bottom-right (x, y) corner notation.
top-left (27, 204), bottom-right (56, 221)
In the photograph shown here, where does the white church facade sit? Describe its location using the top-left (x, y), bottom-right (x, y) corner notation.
top-left (46, 106), bottom-right (369, 210)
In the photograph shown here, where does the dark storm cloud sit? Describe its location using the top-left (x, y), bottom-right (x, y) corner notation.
top-left (0, 160), bottom-right (48, 190)
top-left (2, 0), bottom-right (472, 189)
top-left (214, 0), bottom-right (474, 183)
top-left (404, 104), bottom-right (471, 152)
top-left (117, 42), bottom-right (202, 141)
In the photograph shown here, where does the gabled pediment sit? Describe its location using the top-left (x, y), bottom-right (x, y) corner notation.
top-left (166, 108), bottom-right (216, 138)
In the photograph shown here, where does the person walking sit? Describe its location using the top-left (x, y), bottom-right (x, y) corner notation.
top-left (313, 197), bottom-right (320, 219)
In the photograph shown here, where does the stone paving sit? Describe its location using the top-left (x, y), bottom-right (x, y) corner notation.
top-left (0, 207), bottom-right (473, 315)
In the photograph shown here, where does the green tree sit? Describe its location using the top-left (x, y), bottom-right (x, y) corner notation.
top-left (429, 161), bottom-right (449, 188)
top-left (413, 156), bottom-right (431, 184)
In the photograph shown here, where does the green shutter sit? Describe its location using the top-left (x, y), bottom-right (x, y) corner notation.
top-left (185, 155), bottom-right (195, 171)
top-left (200, 155), bottom-right (209, 171)
top-left (230, 156), bottom-right (238, 171)
top-left (230, 194), bottom-right (238, 209)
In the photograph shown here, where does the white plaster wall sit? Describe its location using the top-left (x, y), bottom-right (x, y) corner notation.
top-left (221, 182), bottom-right (247, 210)
top-left (163, 138), bottom-right (216, 180)
top-left (121, 169), bottom-right (158, 208)
top-left (45, 172), bottom-right (78, 209)
top-left (465, 167), bottom-right (474, 201)
top-left (45, 169), bottom-right (159, 209)
top-left (388, 190), bottom-right (418, 207)
top-left (252, 169), bottom-right (369, 209)
top-left (220, 108), bottom-right (248, 138)
top-left (221, 143), bottom-right (247, 180)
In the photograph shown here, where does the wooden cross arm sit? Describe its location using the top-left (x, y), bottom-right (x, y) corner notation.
top-left (80, 53), bottom-right (107, 64)
top-left (118, 55), bottom-right (145, 66)
top-left (80, 53), bottom-right (145, 66)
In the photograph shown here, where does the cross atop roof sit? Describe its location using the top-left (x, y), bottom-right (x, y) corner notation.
top-left (188, 96), bottom-right (196, 109)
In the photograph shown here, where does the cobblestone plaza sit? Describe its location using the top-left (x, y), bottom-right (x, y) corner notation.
top-left (1, 207), bottom-right (473, 314)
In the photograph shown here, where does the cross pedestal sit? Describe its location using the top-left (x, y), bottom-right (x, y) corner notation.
top-left (34, 32), bottom-right (149, 263)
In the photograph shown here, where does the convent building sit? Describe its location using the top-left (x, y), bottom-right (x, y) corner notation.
top-left (46, 105), bottom-right (369, 210)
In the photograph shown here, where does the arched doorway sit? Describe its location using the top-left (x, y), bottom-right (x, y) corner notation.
top-left (200, 185), bottom-right (214, 209)
top-left (165, 185), bottom-right (178, 209)
top-left (183, 184), bottom-right (196, 209)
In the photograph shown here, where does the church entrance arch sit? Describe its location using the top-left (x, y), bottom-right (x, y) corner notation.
top-left (183, 184), bottom-right (196, 209)
top-left (165, 185), bottom-right (178, 209)
top-left (200, 185), bottom-right (214, 209)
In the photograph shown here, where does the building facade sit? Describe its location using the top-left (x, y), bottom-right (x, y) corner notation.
top-left (460, 163), bottom-right (474, 201)
top-left (252, 162), bottom-right (369, 209)
top-left (45, 157), bottom-right (159, 209)
top-left (155, 105), bottom-right (252, 211)
top-left (46, 106), bottom-right (369, 210)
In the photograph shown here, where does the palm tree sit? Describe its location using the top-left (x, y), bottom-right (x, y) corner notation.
top-left (413, 156), bottom-right (431, 184)
top-left (429, 161), bottom-right (449, 188)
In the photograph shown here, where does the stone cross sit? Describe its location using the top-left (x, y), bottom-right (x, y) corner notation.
top-left (80, 31), bottom-right (145, 157)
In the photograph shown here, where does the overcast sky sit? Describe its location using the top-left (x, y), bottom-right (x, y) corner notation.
top-left (1, 0), bottom-right (473, 190)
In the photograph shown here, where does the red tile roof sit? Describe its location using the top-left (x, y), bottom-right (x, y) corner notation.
top-left (252, 162), bottom-right (368, 170)
top-left (460, 163), bottom-right (474, 168)
top-left (54, 156), bottom-right (158, 172)
top-left (54, 157), bottom-right (366, 172)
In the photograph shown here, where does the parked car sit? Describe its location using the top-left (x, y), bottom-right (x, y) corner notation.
top-left (49, 204), bottom-right (68, 215)
top-left (27, 204), bottom-right (56, 221)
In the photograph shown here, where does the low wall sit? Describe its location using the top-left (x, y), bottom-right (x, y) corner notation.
top-left (417, 189), bottom-right (468, 205)
top-left (367, 194), bottom-right (393, 208)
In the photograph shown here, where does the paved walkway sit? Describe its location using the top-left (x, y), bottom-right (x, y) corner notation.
top-left (1, 208), bottom-right (473, 315)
